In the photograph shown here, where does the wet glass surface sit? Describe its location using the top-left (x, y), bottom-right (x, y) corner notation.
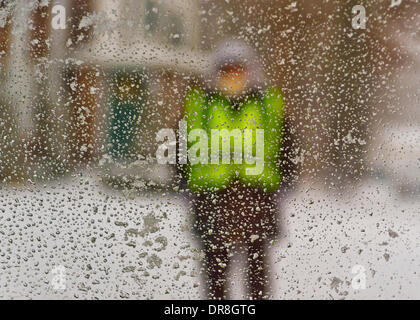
top-left (0, 0), bottom-right (419, 299)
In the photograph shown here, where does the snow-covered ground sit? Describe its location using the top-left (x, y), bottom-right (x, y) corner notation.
top-left (0, 172), bottom-right (201, 299)
top-left (0, 170), bottom-right (419, 300)
top-left (272, 180), bottom-right (420, 299)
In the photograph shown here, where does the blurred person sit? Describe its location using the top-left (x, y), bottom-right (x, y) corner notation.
top-left (183, 39), bottom-right (285, 299)
top-left (108, 70), bottom-right (144, 161)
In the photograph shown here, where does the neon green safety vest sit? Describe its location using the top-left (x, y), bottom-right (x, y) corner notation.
top-left (184, 88), bottom-right (284, 193)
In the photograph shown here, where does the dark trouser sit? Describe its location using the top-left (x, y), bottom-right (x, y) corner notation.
top-left (192, 184), bottom-right (277, 299)
top-left (204, 239), bottom-right (267, 300)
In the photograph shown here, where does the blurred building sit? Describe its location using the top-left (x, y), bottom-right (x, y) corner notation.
top-left (69, 0), bottom-right (208, 187)
top-left (1, 0), bottom-right (67, 182)
top-left (0, 0), bottom-right (208, 187)
top-left (367, 11), bottom-right (420, 194)
top-left (0, 0), bottom-right (17, 183)
top-left (2, 0), bottom-right (418, 191)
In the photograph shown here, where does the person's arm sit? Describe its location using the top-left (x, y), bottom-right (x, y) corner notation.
top-left (260, 88), bottom-right (285, 192)
top-left (184, 88), bottom-right (206, 134)
top-left (182, 88), bottom-right (207, 191)
top-left (263, 88), bottom-right (285, 162)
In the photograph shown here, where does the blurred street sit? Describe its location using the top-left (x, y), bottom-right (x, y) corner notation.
top-left (0, 170), bottom-right (418, 299)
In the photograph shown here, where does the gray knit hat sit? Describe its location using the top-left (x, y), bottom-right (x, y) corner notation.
top-left (207, 38), bottom-right (265, 91)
